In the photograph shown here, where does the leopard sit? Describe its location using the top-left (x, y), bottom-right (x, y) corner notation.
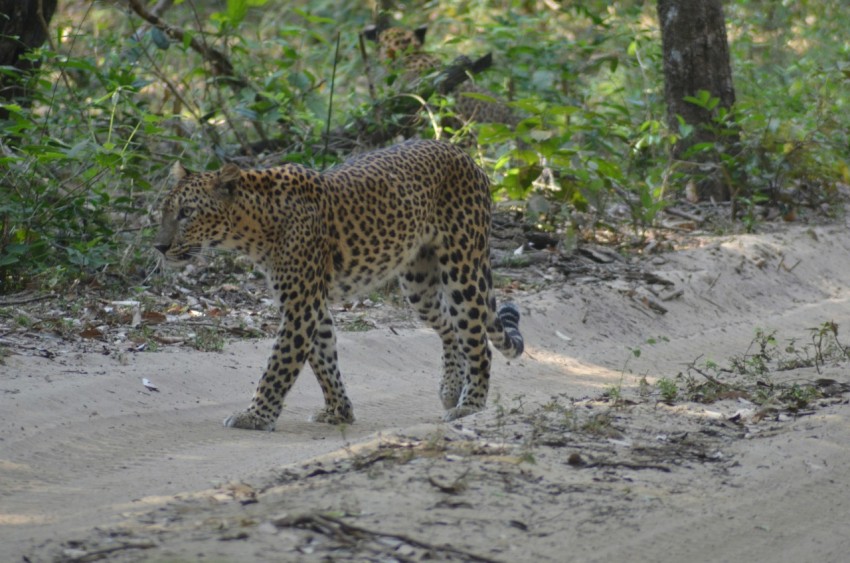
top-left (363, 25), bottom-right (441, 87)
top-left (362, 24), bottom-right (519, 127)
top-left (155, 139), bottom-right (524, 431)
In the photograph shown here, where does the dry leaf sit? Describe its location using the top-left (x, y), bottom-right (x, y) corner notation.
top-left (80, 326), bottom-right (104, 339)
top-left (142, 311), bottom-right (167, 324)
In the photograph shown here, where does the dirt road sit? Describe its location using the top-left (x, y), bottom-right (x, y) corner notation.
top-left (3, 218), bottom-right (850, 561)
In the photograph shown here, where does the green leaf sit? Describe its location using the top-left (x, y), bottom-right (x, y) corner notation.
top-left (590, 157), bottom-right (622, 180)
top-left (226, 0), bottom-right (248, 26)
top-left (509, 99), bottom-right (543, 114)
top-left (501, 165), bottom-right (541, 200)
top-left (683, 90), bottom-right (719, 111)
top-left (528, 129), bottom-right (554, 142)
top-left (547, 105), bottom-right (580, 117)
top-left (460, 92), bottom-right (498, 104)
top-left (293, 8), bottom-right (335, 25)
top-left (684, 142), bottom-right (716, 157)
top-left (0, 243), bottom-right (28, 266)
top-left (477, 123), bottom-right (513, 145)
top-left (0, 102), bottom-right (23, 114)
top-left (288, 71), bottom-right (312, 91)
top-left (150, 27), bottom-right (170, 50)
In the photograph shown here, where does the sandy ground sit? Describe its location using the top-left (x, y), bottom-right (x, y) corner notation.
top-left (3, 216), bottom-right (850, 562)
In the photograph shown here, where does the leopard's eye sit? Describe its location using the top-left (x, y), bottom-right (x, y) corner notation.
top-left (177, 207), bottom-right (190, 221)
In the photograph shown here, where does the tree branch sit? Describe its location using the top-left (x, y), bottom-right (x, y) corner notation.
top-left (125, 0), bottom-right (249, 90)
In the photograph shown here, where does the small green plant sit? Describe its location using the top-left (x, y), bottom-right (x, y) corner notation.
top-left (604, 384), bottom-right (622, 403)
top-left (638, 375), bottom-right (651, 398)
top-left (656, 378), bottom-right (678, 404)
top-left (129, 325), bottom-right (160, 352)
top-left (778, 383), bottom-right (821, 411)
top-left (729, 328), bottom-right (777, 378)
top-left (509, 394), bottom-right (527, 415)
top-left (192, 327), bottom-right (225, 352)
top-left (540, 394), bottom-right (576, 428)
top-left (580, 412), bottom-right (619, 438)
top-left (808, 321), bottom-right (850, 373)
top-left (674, 322), bottom-right (850, 416)
top-left (341, 316), bottom-right (374, 332)
top-left (518, 450), bottom-right (537, 464)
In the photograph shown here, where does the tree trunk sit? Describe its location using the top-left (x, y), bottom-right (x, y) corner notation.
top-left (657, 0), bottom-right (739, 202)
top-left (0, 0), bottom-right (58, 119)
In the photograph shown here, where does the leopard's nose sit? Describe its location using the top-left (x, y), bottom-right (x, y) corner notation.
top-left (154, 243), bottom-right (170, 255)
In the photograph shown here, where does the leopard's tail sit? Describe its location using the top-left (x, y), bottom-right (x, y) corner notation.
top-left (489, 301), bottom-right (524, 359)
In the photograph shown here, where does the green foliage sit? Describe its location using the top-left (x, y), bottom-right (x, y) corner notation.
top-left (192, 327), bottom-right (226, 352)
top-left (1, 1), bottom-right (849, 291)
top-left (0, 56), bottom-right (168, 290)
top-left (217, 0), bottom-right (270, 28)
top-left (672, 322), bottom-right (850, 409)
top-left (656, 378), bottom-right (679, 404)
top-left (450, 1), bottom-right (850, 235)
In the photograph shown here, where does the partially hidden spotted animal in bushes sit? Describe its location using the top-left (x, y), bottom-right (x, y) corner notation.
top-left (362, 24), bottom-right (519, 128)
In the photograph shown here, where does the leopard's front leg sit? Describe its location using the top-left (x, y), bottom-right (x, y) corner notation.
top-left (224, 296), bottom-right (317, 431)
top-left (308, 307), bottom-right (355, 424)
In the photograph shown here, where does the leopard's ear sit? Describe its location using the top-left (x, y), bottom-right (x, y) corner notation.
top-left (219, 163), bottom-right (241, 183)
top-left (214, 163), bottom-right (241, 202)
top-left (414, 25), bottom-right (428, 46)
top-left (170, 161), bottom-right (188, 182)
top-left (362, 24), bottom-right (380, 42)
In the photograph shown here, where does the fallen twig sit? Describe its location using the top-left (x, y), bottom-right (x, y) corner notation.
top-left (0, 293), bottom-right (55, 306)
top-left (663, 207), bottom-right (706, 224)
top-left (275, 513), bottom-right (503, 563)
top-left (584, 460), bottom-right (672, 473)
top-left (685, 355), bottom-right (745, 395)
top-left (64, 539), bottom-right (156, 563)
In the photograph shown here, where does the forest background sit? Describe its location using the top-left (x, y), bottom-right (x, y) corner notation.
top-left (0, 0), bottom-right (848, 293)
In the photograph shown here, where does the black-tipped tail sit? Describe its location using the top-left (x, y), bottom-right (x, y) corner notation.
top-left (495, 302), bottom-right (524, 358)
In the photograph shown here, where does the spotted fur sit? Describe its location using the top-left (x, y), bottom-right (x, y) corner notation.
top-left (155, 140), bottom-right (524, 431)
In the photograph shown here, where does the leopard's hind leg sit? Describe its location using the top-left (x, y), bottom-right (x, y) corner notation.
top-left (432, 237), bottom-right (495, 421)
top-left (399, 246), bottom-right (467, 410)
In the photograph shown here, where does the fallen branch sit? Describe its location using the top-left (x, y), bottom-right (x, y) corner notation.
top-left (434, 53), bottom-right (493, 95)
top-left (64, 539), bottom-right (156, 563)
top-left (0, 292), bottom-right (56, 306)
top-left (584, 460), bottom-right (672, 473)
top-left (663, 206), bottom-right (706, 224)
top-left (275, 513), bottom-right (503, 563)
top-left (685, 354), bottom-right (742, 392)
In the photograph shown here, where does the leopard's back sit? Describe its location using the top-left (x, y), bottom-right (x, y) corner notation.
top-left (321, 139), bottom-right (490, 300)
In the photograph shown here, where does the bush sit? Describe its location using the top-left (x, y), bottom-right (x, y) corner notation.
top-left (2, 1), bottom-right (849, 292)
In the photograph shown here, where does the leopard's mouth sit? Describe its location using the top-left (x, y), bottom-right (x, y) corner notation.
top-left (164, 246), bottom-right (202, 264)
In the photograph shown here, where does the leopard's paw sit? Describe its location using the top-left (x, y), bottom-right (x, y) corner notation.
top-left (223, 410), bottom-right (276, 431)
top-left (442, 405), bottom-right (481, 422)
top-left (311, 407), bottom-right (355, 425)
top-left (439, 389), bottom-right (462, 411)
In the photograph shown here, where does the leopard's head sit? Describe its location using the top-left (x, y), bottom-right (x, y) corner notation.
top-left (154, 162), bottom-right (241, 265)
top-left (363, 25), bottom-right (429, 61)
